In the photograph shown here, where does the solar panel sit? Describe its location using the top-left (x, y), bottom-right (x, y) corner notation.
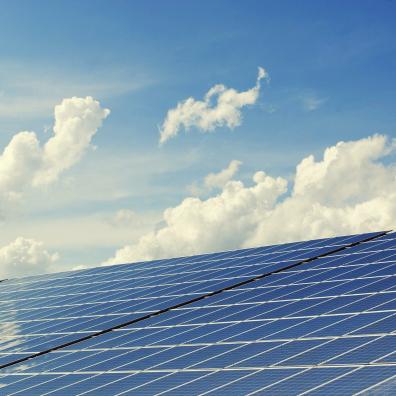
top-left (0, 232), bottom-right (374, 366)
top-left (0, 231), bottom-right (395, 395)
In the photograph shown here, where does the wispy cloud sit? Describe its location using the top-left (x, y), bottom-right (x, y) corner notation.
top-left (0, 60), bottom-right (151, 118)
top-left (300, 91), bottom-right (327, 112)
top-left (159, 67), bottom-right (269, 144)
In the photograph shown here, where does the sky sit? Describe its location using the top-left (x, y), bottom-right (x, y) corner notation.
top-left (0, 0), bottom-right (395, 277)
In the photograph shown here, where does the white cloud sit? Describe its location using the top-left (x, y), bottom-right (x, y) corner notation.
top-left (0, 132), bottom-right (41, 202)
top-left (0, 237), bottom-right (59, 279)
top-left (106, 134), bottom-right (396, 265)
top-left (293, 134), bottom-right (395, 205)
top-left (34, 96), bottom-right (110, 185)
top-left (105, 170), bottom-right (287, 264)
top-left (188, 160), bottom-right (242, 196)
top-left (0, 96), bottom-right (109, 204)
top-left (159, 67), bottom-right (268, 144)
top-left (204, 160), bottom-right (243, 190)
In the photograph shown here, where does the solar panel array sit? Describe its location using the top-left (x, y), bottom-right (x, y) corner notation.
top-left (0, 231), bottom-right (395, 395)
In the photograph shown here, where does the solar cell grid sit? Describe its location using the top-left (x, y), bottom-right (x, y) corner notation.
top-left (0, 231), bottom-right (395, 395)
top-left (0, 233), bottom-right (376, 366)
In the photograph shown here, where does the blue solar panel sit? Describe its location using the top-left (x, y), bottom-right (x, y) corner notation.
top-left (0, 233), bottom-right (374, 363)
top-left (0, 230), bottom-right (395, 395)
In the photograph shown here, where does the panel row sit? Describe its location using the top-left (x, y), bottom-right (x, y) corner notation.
top-left (0, 232), bottom-right (382, 370)
top-left (0, 232), bottom-right (394, 395)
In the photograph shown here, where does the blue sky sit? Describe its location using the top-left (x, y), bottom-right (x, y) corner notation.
top-left (0, 1), bottom-right (395, 275)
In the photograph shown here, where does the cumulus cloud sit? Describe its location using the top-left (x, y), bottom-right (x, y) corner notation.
top-left (34, 96), bottom-right (110, 185)
top-left (106, 134), bottom-right (396, 265)
top-left (0, 237), bottom-right (59, 279)
top-left (0, 96), bottom-right (109, 203)
top-left (204, 160), bottom-right (243, 190)
top-left (105, 170), bottom-right (287, 263)
top-left (159, 67), bottom-right (268, 144)
top-left (189, 160), bottom-right (242, 196)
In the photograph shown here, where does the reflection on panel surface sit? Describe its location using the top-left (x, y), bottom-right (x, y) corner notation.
top-left (1, 231), bottom-right (396, 395)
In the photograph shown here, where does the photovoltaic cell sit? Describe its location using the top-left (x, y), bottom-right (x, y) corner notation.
top-left (0, 233), bottom-right (373, 365)
top-left (0, 230), bottom-right (395, 395)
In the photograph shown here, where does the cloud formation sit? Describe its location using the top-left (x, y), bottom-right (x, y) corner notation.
top-left (0, 237), bottom-right (59, 279)
top-left (0, 97), bottom-right (109, 278)
top-left (105, 169), bottom-right (288, 263)
top-left (159, 67), bottom-right (268, 144)
top-left (106, 134), bottom-right (396, 265)
top-left (189, 160), bottom-right (242, 196)
top-left (204, 160), bottom-right (243, 190)
top-left (35, 96), bottom-right (110, 185)
top-left (0, 96), bottom-right (110, 203)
